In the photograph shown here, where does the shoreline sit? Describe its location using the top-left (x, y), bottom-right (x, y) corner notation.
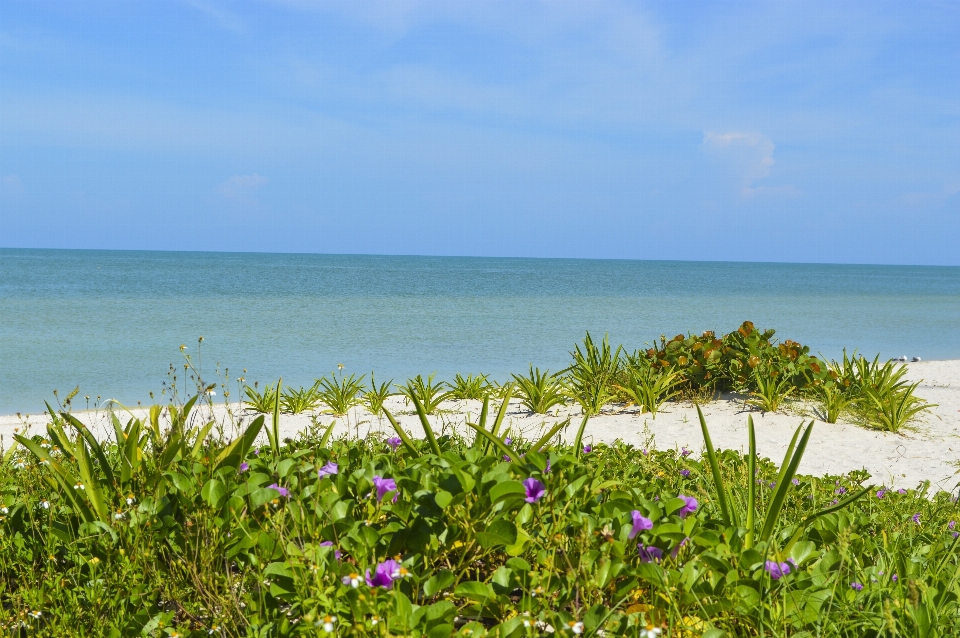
top-left (2, 359), bottom-right (958, 491)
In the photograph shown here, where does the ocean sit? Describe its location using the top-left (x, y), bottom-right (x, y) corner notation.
top-left (2, 248), bottom-right (959, 415)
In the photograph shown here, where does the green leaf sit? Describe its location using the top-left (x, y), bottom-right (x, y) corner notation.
top-left (454, 581), bottom-right (494, 602)
top-left (201, 479), bottom-right (227, 509)
top-left (489, 480), bottom-right (526, 504)
top-left (477, 518), bottom-right (518, 549)
top-left (434, 490), bottom-right (453, 509)
top-left (423, 570), bottom-right (456, 597)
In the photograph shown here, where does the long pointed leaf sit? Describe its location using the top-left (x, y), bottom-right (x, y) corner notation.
top-left (530, 418), bottom-right (570, 453)
top-left (697, 406), bottom-right (732, 527)
top-left (783, 485), bottom-right (872, 555)
top-left (490, 386), bottom-right (513, 439)
top-left (62, 413), bottom-right (115, 488)
top-left (409, 393), bottom-right (442, 456)
top-left (573, 413), bottom-right (590, 459)
top-left (319, 420), bottom-right (337, 448)
top-left (271, 378), bottom-right (282, 450)
top-left (464, 422), bottom-right (521, 462)
top-left (745, 415), bottom-right (757, 547)
top-left (213, 415), bottom-right (264, 471)
top-left (472, 396), bottom-right (490, 448)
top-left (759, 421), bottom-right (814, 543)
top-left (14, 434), bottom-right (96, 523)
top-left (383, 409), bottom-right (420, 457)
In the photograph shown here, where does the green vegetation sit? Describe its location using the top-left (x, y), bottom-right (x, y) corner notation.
top-left (512, 367), bottom-right (566, 414)
top-left (2, 389), bottom-right (957, 636)
top-left (447, 374), bottom-right (491, 401)
top-left (399, 374), bottom-right (452, 415)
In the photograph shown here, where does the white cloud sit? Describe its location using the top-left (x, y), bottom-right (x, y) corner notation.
top-left (702, 131), bottom-right (796, 197)
top-left (217, 174), bottom-right (268, 199)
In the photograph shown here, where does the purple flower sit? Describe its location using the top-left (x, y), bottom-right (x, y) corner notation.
top-left (318, 461), bottom-right (338, 478)
top-left (239, 462), bottom-right (249, 473)
top-left (834, 486), bottom-right (847, 495)
top-left (949, 520), bottom-right (956, 530)
top-left (642, 448), bottom-right (648, 456)
top-left (503, 455), bottom-right (512, 462)
top-left (583, 444), bottom-right (592, 454)
top-left (677, 495), bottom-right (698, 519)
top-left (365, 559), bottom-right (401, 589)
top-left (637, 543), bottom-right (664, 563)
top-left (319, 540), bottom-right (342, 560)
top-left (791, 478), bottom-right (800, 485)
top-left (523, 478), bottom-right (546, 503)
top-left (504, 437), bottom-right (513, 446)
top-left (386, 437), bottom-right (402, 451)
top-left (898, 488), bottom-right (907, 495)
top-left (372, 476), bottom-right (398, 503)
top-left (912, 513), bottom-right (921, 524)
top-left (268, 483), bottom-right (289, 498)
top-left (254, 447), bottom-right (260, 456)
top-left (681, 447), bottom-right (692, 458)
top-left (629, 510), bottom-right (653, 540)
top-left (850, 582), bottom-right (864, 591)
top-left (876, 489), bottom-right (886, 499)
top-left (764, 560), bottom-right (793, 580)
top-left (680, 469), bottom-right (690, 478)
top-left (892, 574), bottom-right (898, 582)
top-left (545, 459), bottom-right (552, 474)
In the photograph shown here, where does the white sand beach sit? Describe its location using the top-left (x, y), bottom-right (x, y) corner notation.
top-left (2, 360), bottom-right (958, 492)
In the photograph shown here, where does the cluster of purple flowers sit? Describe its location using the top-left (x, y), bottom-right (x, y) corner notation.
top-left (386, 437), bottom-right (402, 451)
top-left (343, 559), bottom-right (411, 590)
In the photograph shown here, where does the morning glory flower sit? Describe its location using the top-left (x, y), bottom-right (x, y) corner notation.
top-left (677, 495), bottom-right (698, 518)
top-left (583, 444), bottom-right (592, 454)
top-left (239, 462), bottom-right (249, 473)
top-left (372, 476), bottom-right (398, 502)
top-left (504, 437), bottom-right (513, 445)
top-left (629, 510), bottom-right (653, 540)
top-left (680, 469), bottom-right (690, 478)
top-left (318, 461), bottom-right (338, 478)
top-left (637, 543), bottom-right (664, 563)
top-left (670, 536), bottom-right (689, 559)
top-left (764, 560), bottom-right (793, 580)
top-left (876, 488), bottom-right (886, 499)
top-left (365, 559), bottom-right (402, 589)
top-left (386, 437), bottom-right (402, 451)
top-left (523, 478), bottom-right (546, 503)
top-left (898, 488), bottom-right (906, 495)
top-left (268, 483), bottom-right (289, 498)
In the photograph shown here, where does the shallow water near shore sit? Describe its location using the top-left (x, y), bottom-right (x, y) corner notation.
top-left (2, 248), bottom-right (959, 415)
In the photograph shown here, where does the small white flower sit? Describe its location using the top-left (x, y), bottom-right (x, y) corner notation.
top-left (523, 620), bottom-right (532, 627)
top-left (39, 500), bottom-right (50, 509)
top-left (0, 506), bottom-right (8, 514)
top-left (639, 627), bottom-right (663, 638)
top-left (126, 495), bottom-right (136, 505)
top-left (342, 572), bottom-right (362, 588)
top-left (207, 390), bottom-right (216, 396)
top-left (28, 610), bottom-right (42, 619)
top-left (114, 510), bottom-right (124, 520)
top-left (370, 615), bottom-right (380, 626)
top-left (318, 615), bottom-right (336, 633)
top-left (74, 483), bottom-right (85, 490)
top-left (568, 621), bottom-right (584, 634)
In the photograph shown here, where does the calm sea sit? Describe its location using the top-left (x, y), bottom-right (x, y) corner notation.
top-left (2, 248), bottom-right (959, 415)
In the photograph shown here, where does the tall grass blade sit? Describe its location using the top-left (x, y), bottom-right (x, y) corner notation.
top-left (213, 415), bottom-right (263, 471)
top-left (472, 396), bottom-right (490, 449)
top-left (62, 412), bottom-right (115, 488)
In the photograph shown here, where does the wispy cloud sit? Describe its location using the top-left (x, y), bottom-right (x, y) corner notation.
top-left (217, 174), bottom-right (268, 199)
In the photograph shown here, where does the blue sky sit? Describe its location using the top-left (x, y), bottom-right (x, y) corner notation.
top-left (1, 1), bottom-right (958, 264)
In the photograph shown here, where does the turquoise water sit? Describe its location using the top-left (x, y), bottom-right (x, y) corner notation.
top-left (2, 248), bottom-right (959, 415)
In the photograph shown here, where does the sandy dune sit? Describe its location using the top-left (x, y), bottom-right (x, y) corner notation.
top-left (2, 360), bottom-right (958, 492)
